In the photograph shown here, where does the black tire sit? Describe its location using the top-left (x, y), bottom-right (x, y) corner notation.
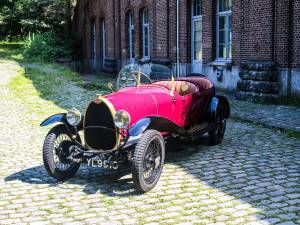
top-left (43, 124), bottom-right (81, 181)
top-left (209, 109), bottom-right (227, 145)
top-left (132, 130), bottom-right (165, 193)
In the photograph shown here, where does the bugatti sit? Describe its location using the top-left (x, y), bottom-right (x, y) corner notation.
top-left (41, 63), bottom-right (230, 192)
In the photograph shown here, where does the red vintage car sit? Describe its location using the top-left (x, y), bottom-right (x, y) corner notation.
top-left (41, 63), bottom-right (230, 192)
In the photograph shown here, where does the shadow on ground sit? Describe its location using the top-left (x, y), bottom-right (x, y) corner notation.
top-left (6, 130), bottom-right (299, 223)
top-left (4, 138), bottom-right (208, 196)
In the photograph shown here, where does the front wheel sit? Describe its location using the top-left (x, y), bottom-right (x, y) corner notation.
top-left (132, 130), bottom-right (165, 193)
top-left (43, 124), bottom-right (81, 180)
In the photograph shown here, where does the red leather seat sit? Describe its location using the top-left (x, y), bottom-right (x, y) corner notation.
top-left (154, 81), bottom-right (198, 96)
top-left (181, 77), bottom-right (213, 90)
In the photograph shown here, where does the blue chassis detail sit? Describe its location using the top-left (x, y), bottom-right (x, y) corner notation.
top-left (40, 113), bottom-right (66, 127)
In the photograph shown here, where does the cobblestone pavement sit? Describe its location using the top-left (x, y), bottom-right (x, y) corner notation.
top-left (218, 91), bottom-right (300, 133)
top-left (0, 59), bottom-right (300, 225)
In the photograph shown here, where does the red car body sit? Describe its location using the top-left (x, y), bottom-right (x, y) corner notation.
top-left (105, 77), bottom-right (215, 129)
top-left (40, 64), bottom-right (230, 193)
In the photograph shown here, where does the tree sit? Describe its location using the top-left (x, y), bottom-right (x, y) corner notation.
top-left (0, 0), bottom-right (77, 39)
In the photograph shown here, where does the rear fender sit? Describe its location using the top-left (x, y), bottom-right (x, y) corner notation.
top-left (129, 116), bottom-right (188, 137)
top-left (207, 96), bottom-right (230, 121)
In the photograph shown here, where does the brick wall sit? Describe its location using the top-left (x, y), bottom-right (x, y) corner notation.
top-left (239, 0), bottom-right (274, 63)
top-left (75, 0), bottom-right (300, 71)
top-left (202, 0), bottom-right (214, 64)
top-left (275, 0), bottom-right (291, 68)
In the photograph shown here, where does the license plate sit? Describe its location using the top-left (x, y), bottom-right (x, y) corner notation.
top-left (87, 157), bottom-right (119, 170)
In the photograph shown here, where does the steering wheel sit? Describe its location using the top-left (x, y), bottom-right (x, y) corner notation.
top-left (117, 70), bottom-right (152, 90)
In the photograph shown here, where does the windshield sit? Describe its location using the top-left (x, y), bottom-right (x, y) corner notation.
top-left (116, 63), bottom-right (173, 90)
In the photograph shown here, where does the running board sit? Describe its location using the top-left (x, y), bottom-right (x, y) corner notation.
top-left (188, 122), bottom-right (215, 141)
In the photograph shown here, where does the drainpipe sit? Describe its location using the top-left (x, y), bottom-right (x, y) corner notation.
top-left (287, 0), bottom-right (293, 99)
top-left (272, 0), bottom-right (277, 62)
top-left (176, 0), bottom-right (180, 78)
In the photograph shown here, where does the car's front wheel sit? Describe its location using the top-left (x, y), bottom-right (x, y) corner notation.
top-left (132, 130), bottom-right (165, 193)
top-left (43, 124), bottom-right (81, 180)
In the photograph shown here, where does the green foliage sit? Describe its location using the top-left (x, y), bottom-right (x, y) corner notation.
top-left (23, 32), bottom-right (72, 62)
top-left (0, 42), bottom-right (24, 60)
top-left (0, 0), bottom-right (76, 39)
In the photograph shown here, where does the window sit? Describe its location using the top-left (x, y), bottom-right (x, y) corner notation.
top-left (216, 0), bottom-right (232, 60)
top-left (100, 19), bottom-right (106, 66)
top-left (128, 12), bottom-right (135, 61)
top-left (142, 9), bottom-right (150, 59)
top-left (192, 0), bottom-right (202, 62)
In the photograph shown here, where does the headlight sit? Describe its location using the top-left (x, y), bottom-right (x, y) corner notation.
top-left (66, 108), bottom-right (82, 126)
top-left (114, 110), bottom-right (131, 128)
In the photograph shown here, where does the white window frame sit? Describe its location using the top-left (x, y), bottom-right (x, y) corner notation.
top-left (129, 12), bottom-right (135, 62)
top-left (216, 0), bottom-right (232, 61)
top-left (191, 0), bottom-right (203, 63)
top-left (101, 19), bottom-right (106, 66)
top-left (142, 9), bottom-right (150, 59)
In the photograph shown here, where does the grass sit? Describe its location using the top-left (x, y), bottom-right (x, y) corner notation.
top-left (9, 63), bottom-right (100, 125)
top-left (283, 129), bottom-right (300, 139)
top-left (0, 42), bottom-right (114, 125)
top-left (0, 42), bottom-right (24, 61)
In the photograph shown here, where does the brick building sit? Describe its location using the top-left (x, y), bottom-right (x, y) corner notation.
top-left (73, 0), bottom-right (300, 97)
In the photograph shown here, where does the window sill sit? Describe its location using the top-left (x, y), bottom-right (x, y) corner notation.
top-left (140, 57), bottom-right (151, 63)
top-left (210, 60), bottom-right (232, 70)
top-left (210, 60), bottom-right (232, 67)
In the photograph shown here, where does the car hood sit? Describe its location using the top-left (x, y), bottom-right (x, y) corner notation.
top-left (104, 85), bottom-right (170, 125)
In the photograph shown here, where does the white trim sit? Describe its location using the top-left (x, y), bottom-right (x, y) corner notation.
top-left (216, 0), bottom-right (232, 60)
top-left (142, 9), bottom-right (150, 59)
top-left (129, 12), bottom-right (135, 62)
top-left (191, 0), bottom-right (203, 63)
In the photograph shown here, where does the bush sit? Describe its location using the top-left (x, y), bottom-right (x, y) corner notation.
top-left (23, 32), bottom-right (72, 62)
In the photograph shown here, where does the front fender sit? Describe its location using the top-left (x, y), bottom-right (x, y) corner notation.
top-left (128, 118), bottom-right (151, 137)
top-left (129, 116), bottom-right (188, 137)
top-left (40, 113), bottom-right (84, 131)
top-left (217, 95), bottom-right (230, 118)
top-left (40, 114), bottom-right (65, 127)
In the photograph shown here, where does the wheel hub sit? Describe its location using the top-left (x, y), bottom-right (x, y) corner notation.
top-left (143, 139), bottom-right (162, 184)
top-left (56, 140), bottom-right (74, 164)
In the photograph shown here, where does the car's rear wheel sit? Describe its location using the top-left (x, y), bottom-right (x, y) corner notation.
top-left (43, 124), bottom-right (81, 180)
top-left (132, 130), bottom-right (165, 193)
top-left (209, 109), bottom-right (227, 145)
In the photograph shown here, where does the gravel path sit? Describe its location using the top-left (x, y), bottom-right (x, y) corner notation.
top-left (0, 59), bottom-right (299, 224)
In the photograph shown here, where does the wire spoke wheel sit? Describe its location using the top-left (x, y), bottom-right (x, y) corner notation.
top-left (53, 134), bottom-right (73, 171)
top-left (132, 130), bottom-right (165, 193)
top-left (142, 139), bottom-right (162, 184)
top-left (43, 125), bottom-right (81, 181)
top-left (209, 109), bottom-right (227, 145)
top-left (216, 114), bottom-right (226, 139)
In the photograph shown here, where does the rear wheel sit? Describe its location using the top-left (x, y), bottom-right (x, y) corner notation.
top-left (209, 110), bottom-right (227, 145)
top-left (43, 124), bottom-right (81, 180)
top-left (132, 130), bottom-right (165, 193)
